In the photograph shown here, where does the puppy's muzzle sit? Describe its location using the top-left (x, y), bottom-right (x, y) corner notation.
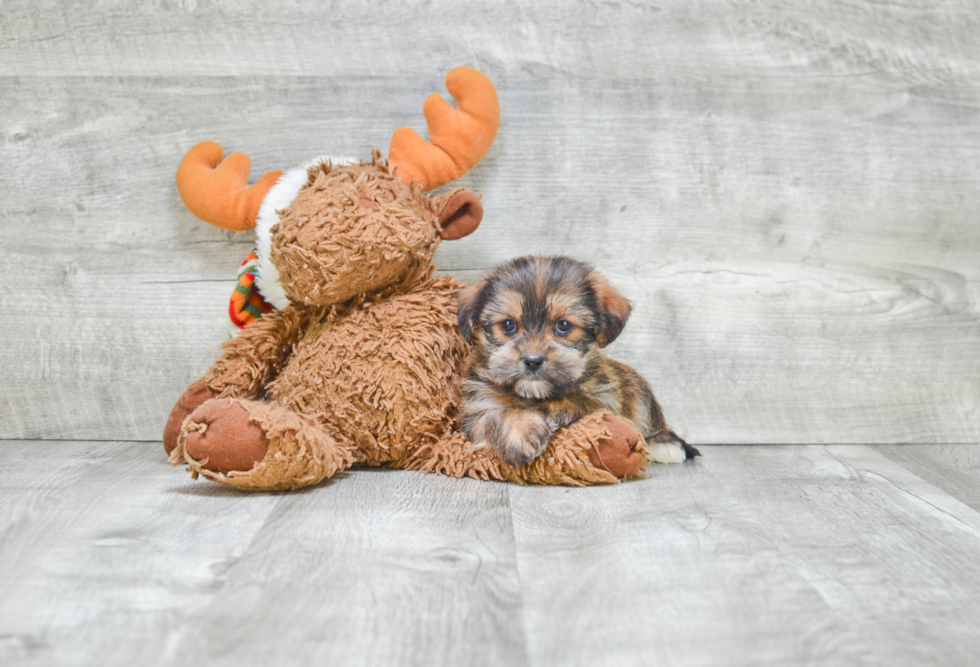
top-left (521, 353), bottom-right (546, 373)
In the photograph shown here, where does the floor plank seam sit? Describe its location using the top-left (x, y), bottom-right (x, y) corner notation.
top-left (504, 485), bottom-right (535, 667)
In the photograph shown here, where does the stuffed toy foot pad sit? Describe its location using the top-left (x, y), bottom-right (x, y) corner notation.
top-left (163, 381), bottom-right (216, 455)
top-left (589, 415), bottom-right (646, 478)
top-left (172, 399), bottom-right (356, 491)
top-left (183, 399), bottom-right (270, 474)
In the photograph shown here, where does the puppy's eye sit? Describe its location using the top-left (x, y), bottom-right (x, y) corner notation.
top-left (554, 319), bottom-right (574, 336)
top-left (500, 319), bottom-right (519, 335)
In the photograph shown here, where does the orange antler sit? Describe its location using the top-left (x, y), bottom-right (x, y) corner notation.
top-left (175, 141), bottom-right (283, 231)
top-left (388, 67), bottom-right (499, 191)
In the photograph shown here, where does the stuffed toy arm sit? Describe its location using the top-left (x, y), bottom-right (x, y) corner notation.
top-left (163, 306), bottom-right (309, 454)
top-left (403, 411), bottom-right (648, 485)
top-left (199, 305), bottom-right (309, 397)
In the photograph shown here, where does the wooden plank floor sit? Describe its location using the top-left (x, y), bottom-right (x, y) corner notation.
top-left (2, 443), bottom-right (980, 666)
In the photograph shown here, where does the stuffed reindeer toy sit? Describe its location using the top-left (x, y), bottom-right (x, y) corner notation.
top-left (164, 67), bottom-right (653, 491)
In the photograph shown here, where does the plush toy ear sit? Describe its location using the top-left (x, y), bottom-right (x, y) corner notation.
top-left (456, 278), bottom-right (487, 341)
top-left (438, 189), bottom-right (483, 240)
top-left (587, 270), bottom-right (632, 348)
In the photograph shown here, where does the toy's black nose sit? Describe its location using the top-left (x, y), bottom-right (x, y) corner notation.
top-left (522, 353), bottom-right (546, 372)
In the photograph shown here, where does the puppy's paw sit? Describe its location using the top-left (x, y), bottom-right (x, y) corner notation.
top-left (496, 412), bottom-right (554, 467)
top-left (590, 415), bottom-right (646, 478)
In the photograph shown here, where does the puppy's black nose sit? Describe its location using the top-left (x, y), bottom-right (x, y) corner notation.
top-left (522, 353), bottom-right (546, 372)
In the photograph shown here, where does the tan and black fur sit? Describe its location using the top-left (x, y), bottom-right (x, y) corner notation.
top-left (458, 256), bottom-right (699, 466)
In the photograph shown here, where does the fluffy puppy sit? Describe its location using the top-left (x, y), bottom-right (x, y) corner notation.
top-left (457, 256), bottom-right (699, 467)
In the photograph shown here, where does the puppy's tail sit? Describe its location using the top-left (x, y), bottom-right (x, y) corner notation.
top-left (648, 428), bottom-right (701, 460)
top-left (668, 430), bottom-right (701, 460)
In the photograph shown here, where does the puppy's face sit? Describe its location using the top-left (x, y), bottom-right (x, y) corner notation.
top-left (458, 256), bottom-right (632, 400)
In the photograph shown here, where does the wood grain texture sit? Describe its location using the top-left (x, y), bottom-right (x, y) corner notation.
top-left (0, 440), bottom-right (283, 666)
top-left (510, 444), bottom-right (980, 667)
top-left (0, 441), bottom-right (527, 667)
top-left (1, 0), bottom-right (978, 81)
top-left (164, 470), bottom-right (527, 667)
top-left (1, 0), bottom-right (978, 445)
top-left (4, 442), bottom-right (980, 666)
top-left (875, 443), bottom-right (980, 513)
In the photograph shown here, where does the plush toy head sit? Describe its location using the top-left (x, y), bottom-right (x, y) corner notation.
top-left (267, 158), bottom-right (482, 306)
top-left (175, 67), bottom-right (498, 312)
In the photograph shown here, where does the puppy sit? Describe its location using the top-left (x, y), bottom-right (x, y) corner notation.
top-left (457, 256), bottom-right (699, 467)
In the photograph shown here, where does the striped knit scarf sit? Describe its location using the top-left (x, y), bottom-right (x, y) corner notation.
top-left (229, 250), bottom-right (274, 333)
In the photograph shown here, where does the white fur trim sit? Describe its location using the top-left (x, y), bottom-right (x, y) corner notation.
top-left (253, 155), bottom-right (358, 309)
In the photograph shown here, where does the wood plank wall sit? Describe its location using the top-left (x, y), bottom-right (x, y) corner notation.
top-left (1, 1), bottom-right (977, 445)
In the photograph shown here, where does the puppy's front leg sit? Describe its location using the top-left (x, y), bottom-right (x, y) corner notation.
top-left (547, 409), bottom-right (581, 432)
top-left (468, 407), bottom-right (554, 467)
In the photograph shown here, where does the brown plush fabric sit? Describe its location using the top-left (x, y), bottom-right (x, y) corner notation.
top-left (170, 273), bottom-right (649, 488)
top-left (201, 307), bottom-right (312, 400)
top-left (407, 411), bottom-right (647, 485)
top-left (437, 190), bottom-right (483, 240)
top-left (163, 380), bottom-right (215, 455)
top-left (181, 399), bottom-right (270, 474)
top-left (167, 159), bottom-right (651, 490)
top-left (267, 273), bottom-right (466, 467)
top-left (171, 399), bottom-right (354, 492)
top-left (589, 415), bottom-right (646, 478)
top-left (272, 157), bottom-right (441, 307)
top-left (167, 69), bottom-right (650, 490)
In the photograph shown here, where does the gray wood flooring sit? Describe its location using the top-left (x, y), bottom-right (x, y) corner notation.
top-left (3, 1), bottom-right (979, 665)
top-left (3, 443), bottom-right (980, 666)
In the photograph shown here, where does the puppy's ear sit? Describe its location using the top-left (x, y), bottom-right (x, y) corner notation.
top-left (587, 270), bottom-right (632, 348)
top-left (457, 278), bottom-right (487, 342)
